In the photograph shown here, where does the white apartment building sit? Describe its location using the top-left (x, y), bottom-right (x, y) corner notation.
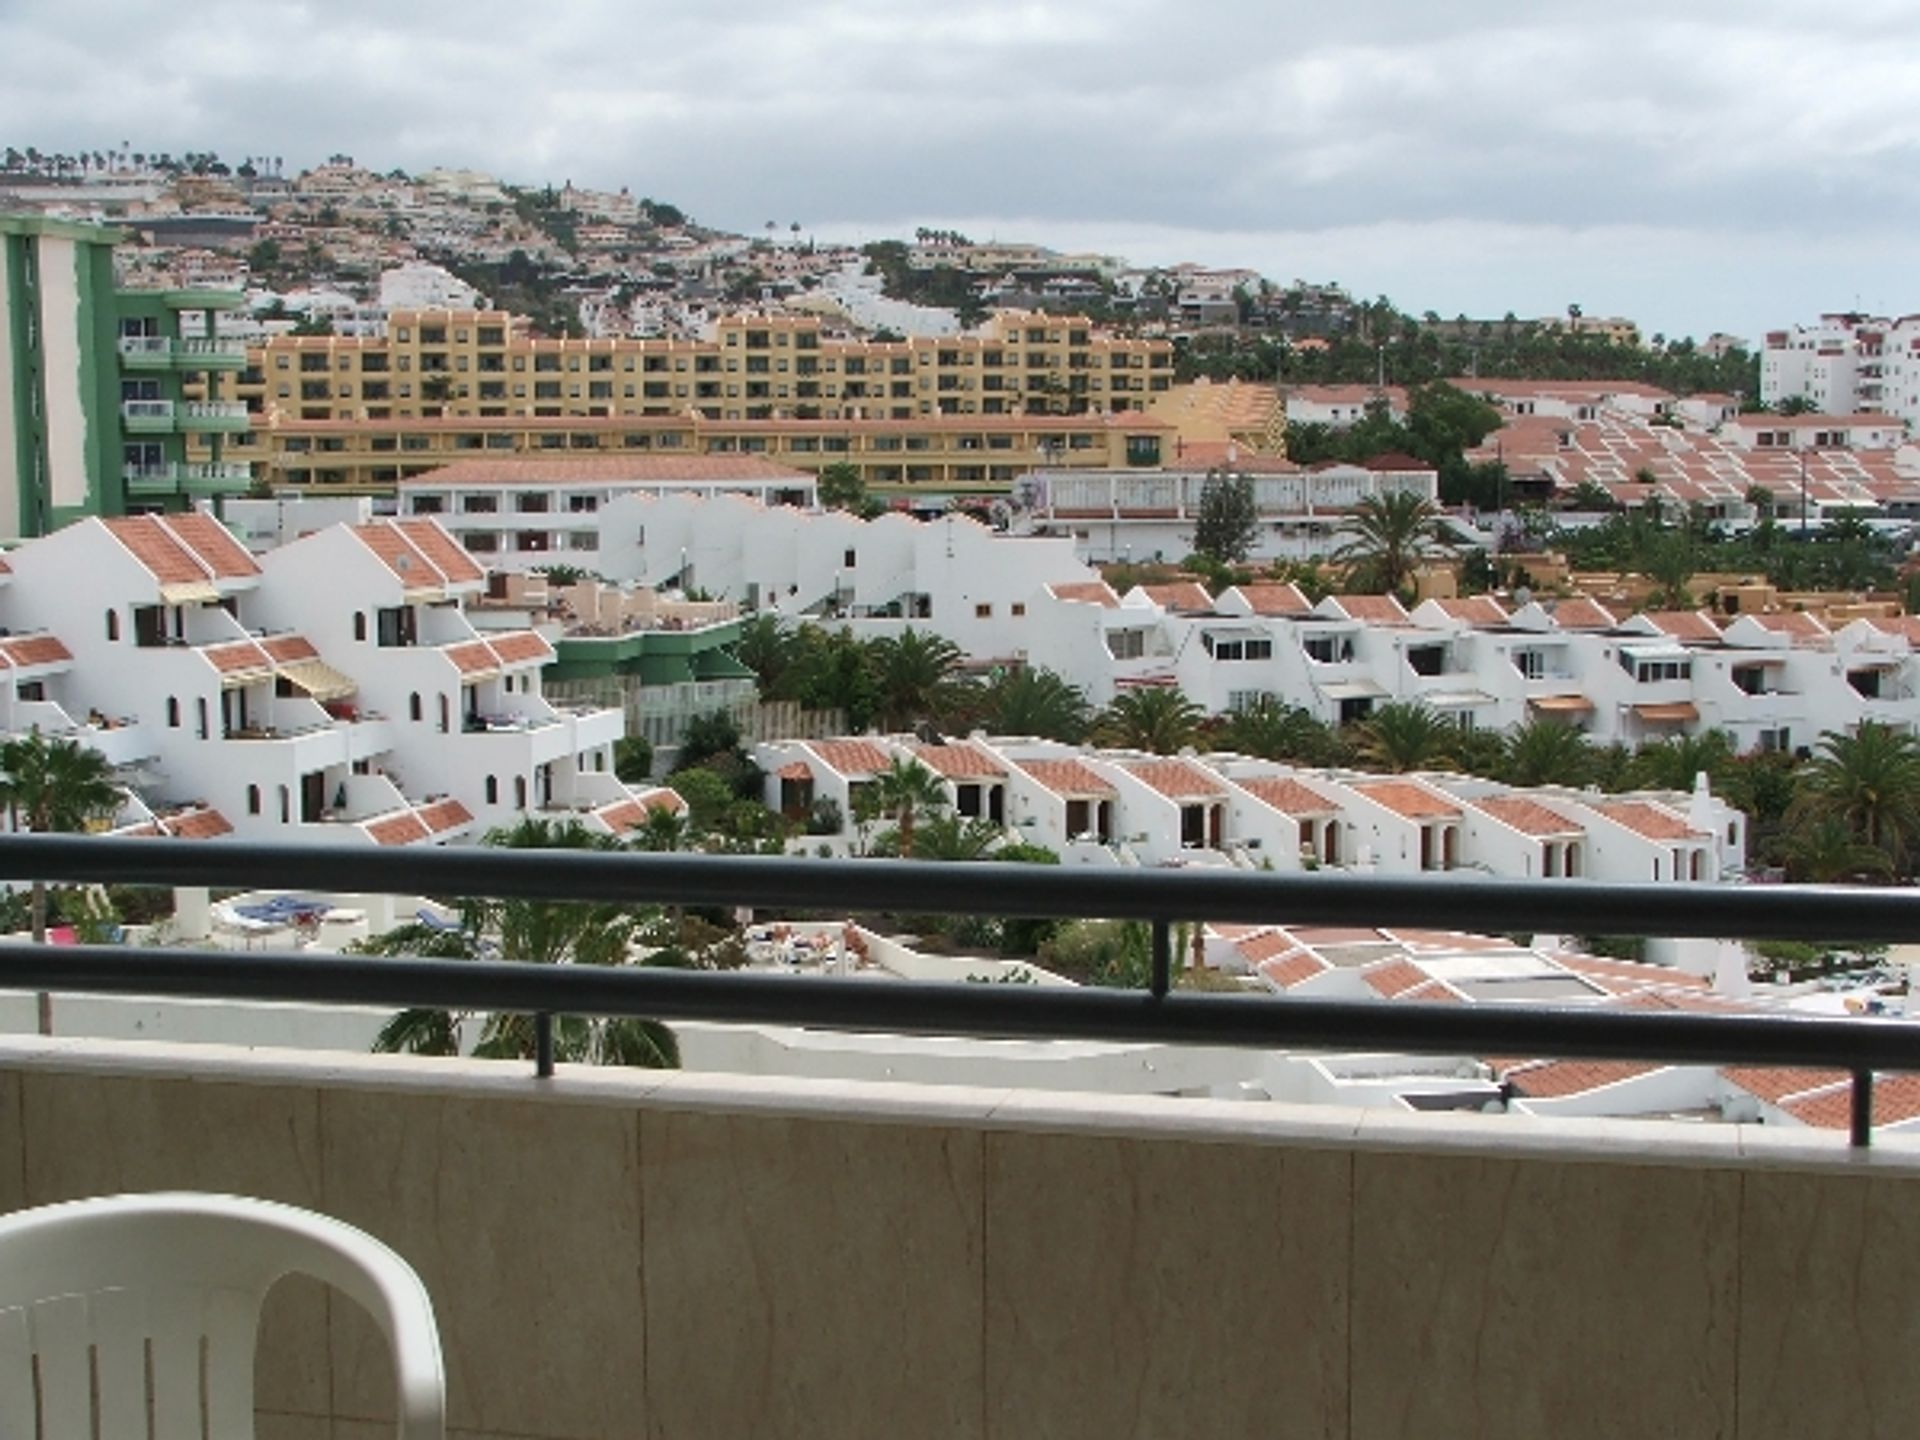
top-left (0, 512), bottom-right (677, 847)
top-left (1761, 313), bottom-right (1920, 426)
top-left (750, 733), bottom-right (1746, 883)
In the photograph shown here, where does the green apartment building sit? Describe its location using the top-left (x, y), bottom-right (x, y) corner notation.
top-left (0, 213), bottom-right (250, 537)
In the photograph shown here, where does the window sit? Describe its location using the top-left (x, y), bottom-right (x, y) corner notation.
top-left (485, 775), bottom-right (499, 805)
top-left (247, 785), bottom-right (260, 815)
top-left (516, 492), bottom-right (551, 513)
top-left (975, 603), bottom-right (992, 619)
top-left (409, 692), bottom-right (423, 722)
top-left (439, 694), bottom-right (450, 734)
top-left (514, 776), bottom-right (528, 809)
top-left (462, 493), bottom-right (498, 513)
top-left (279, 786), bottom-right (291, 824)
top-left (166, 696), bottom-right (180, 728)
top-left (353, 612), bottom-right (367, 642)
top-left (196, 698), bottom-right (209, 740)
top-left (105, 610), bottom-right (119, 642)
top-left (1011, 603), bottom-right (1026, 618)
top-left (843, 549), bottom-right (857, 568)
top-left (464, 532), bottom-right (500, 552)
top-left (377, 607), bottom-right (417, 648)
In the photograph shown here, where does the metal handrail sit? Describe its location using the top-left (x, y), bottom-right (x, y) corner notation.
top-left (0, 836), bottom-right (1915, 1146)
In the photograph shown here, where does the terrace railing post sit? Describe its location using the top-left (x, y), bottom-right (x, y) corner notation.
top-left (1150, 920), bottom-right (1171, 999)
top-left (534, 1011), bottom-right (554, 1079)
top-left (1851, 1068), bottom-right (1873, 1148)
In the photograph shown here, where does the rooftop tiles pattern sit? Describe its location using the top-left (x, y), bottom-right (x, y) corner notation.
top-left (1235, 776), bottom-right (1340, 815)
top-left (1474, 795), bottom-right (1583, 837)
top-left (1123, 758), bottom-right (1226, 799)
top-left (910, 743), bottom-right (1006, 779)
top-left (807, 739), bottom-right (895, 776)
top-left (1352, 781), bottom-right (1462, 820)
top-left (1014, 757), bottom-right (1115, 797)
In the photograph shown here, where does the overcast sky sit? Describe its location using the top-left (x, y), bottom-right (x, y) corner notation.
top-left (5, 0), bottom-right (1917, 342)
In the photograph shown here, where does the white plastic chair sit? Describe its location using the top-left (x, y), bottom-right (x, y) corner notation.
top-left (0, 1191), bottom-right (444, 1439)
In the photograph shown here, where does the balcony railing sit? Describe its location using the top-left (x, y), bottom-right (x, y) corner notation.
top-left (0, 837), bottom-right (1917, 1144)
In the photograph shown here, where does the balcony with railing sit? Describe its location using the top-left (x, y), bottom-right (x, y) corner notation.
top-left (123, 460), bottom-right (254, 496)
top-left (176, 400), bottom-right (250, 433)
top-left (0, 841), bottom-right (1917, 1439)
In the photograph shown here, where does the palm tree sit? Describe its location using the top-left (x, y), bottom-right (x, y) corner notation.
top-left (982, 666), bottom-right (1091, 742)
top-left (1096, 687), bottom-right (1203, 755)
top-left (0, 735), bottom-right (123, 1035)
top-left (1332, 492), bottom-right (1451, 596)
top-left (1356, 701), bottom-right (1454, 772)
top-left (1631, 730), bottom-right (1737, 792)
top-left (732, 614), bottom-right (794, 690)
top-left (870, 756), bottom-right (948, 858)
top-left (903, 811), bottom-right (1001, 862)
top-left (1502, 717), bottom-right (1594, 788)
top-left (1780, 816), bottom-right (1895, 884)
top-left (368, 818), bottom-right (679, 1067)
top-left (1215, 696), bottom-right (1341, 765)
top-left (1795, 722), bottom-right (1920, 875)
top-left (870, 629), bottom-right (969, 730)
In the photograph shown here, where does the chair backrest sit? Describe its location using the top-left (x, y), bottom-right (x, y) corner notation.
top-left (0, 1192), bottom-right (444, 1440)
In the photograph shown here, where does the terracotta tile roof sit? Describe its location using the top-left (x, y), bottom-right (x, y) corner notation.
top-left (1261, 951), bottom-right (1329, 989)
top-left (638, 787), bottom-right (686, 814)
top-left (1722, 1066), bottom-right (1849, 1106)
top-left (353, 521), bottom-right (432, 585)
top-left (367, 811), bottom-right (432, 845)
top-left (394, 518), bottom-right (486, 585)
top-left (776, 760), bottom-right (812, 781)
top-left (1474, 795), bottom-right (1582, 837)
top-left (1642, 610), bottom-right (1722, 642)
top-left (1400, 979), bottom-right (1464, 1003)
top-left (1501, 1059), bottom-right (1664, 1098)
top-left (1015, 757), bottom-right (1115, 796)
top-left (1596, 800), bottom-right (1700, 841)
top-left (161, 512), bottom-right (260, 578)
top-left (595, 799), bottom-right (647, 832)
top-left (1123, 758), bottom-right (1225, 799)
top-left (807, 739), bottom-right (894, 776)
top-left (1332, 594), bottom-right (1409, 624)
top-left (202, 640), bottom-right (273, 675)
top-left (1549, 597), bottom-right (1617, 630)
top-left (910, 742), bottom-right (1005, 779)
top-left (1559, 955), bottom-right (1709, 994)
top-left (1432, 596), bottom-right (1509, 625)
top-left (1049, 581), bottom-right (1121, 608)
top-left (417, 799), bottom-right (473, 834)
top-left (1750, 611), bottom-right (1829, 642)
top-left (1236, 776), bottom-right (1339, 815)
top-left (260, 634), bottom-right (319, 663)
top-left (404, 455), bottom-right (809, 486)
top-left (1362, 958), bottom-right (1430, 998)
top-left (444, 641), bottom-right (498, 676)
top-left (158, 807), bottom-right (234, 840)
top-left (487, 629), bottom-right (554, 666)
top-left (1352, 781), bottom-right (1461, 820)
top-left (1139, 582), bottom-right (1214, 614)
top-left (103, 515), bottom-right (208, 586)
top-left (1232, 582), bottom-right (1311, 616)
top-left (1235, 930), bottom-right (1298, 965)
top-left (1782, 1074), bottom-right (1920, 1130)
top-left (1290, 926), bottom-right (1387, 945)
top-left (0, 634), bottom-right (71, 668)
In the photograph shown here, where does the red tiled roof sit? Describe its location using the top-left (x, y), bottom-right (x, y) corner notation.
top-left (160, 512), bottom-right (260, 579)
top-left (638, 787), bottom-right (686, 815)
top-left (202, 640), bottom-right (273, 675)
top-left (1502, 1058), bottom-right (1664, 1098)
top-left (1432, 596), bottom-right (1509, 625)
top-left (1550, 597), bottom-right (1617, 630)
top-left (1049, 581), bottom-right (1121, 608)
top-left (1236, 776), bottom-right (1338, 815)
top-left (596, 799), bottom-right (647, 832)
top-left (776, 760), bottom-right (812, 781)
top-left (1596, 801), bottom-right (1699, 841)
top-left (1641, 610), bottom-right (1722, 642)
top-left (1124, 758), bottom-right (1224, 799)
top-left (1236, 930), bottom-right (1297, 964)
top-left (1232, 582), bottom-right (1311, 616)
top-left (1353, 781), bottom-right (1460, 820)
top-left (103, 516), bottom-right (207, 586)
top-left (1139, 582), bottom-right (1214, 614)
top-left (1332, 594), bottom-right (1409, 624)
top-left (1750, 611), bottom-right (1829, 642)
top-left (0, 634), bottom-right (71, 668)
top-left (159, 807), bottom-right (233, 840)
top-left (1363, 958), bottom-right (1429, 997)
top-left (488, 629), bottom-right (553, 666)
top-left (1787, 1073), bottom-right (1920, 1129)
top-left (444, 641), bottom-right (498, 676)
top-left (394, 518), bottom-right (486, 585)
top-left (807, 739), bottom-right (893, 776)
top-left (1722, 1066), bottom-right (1849, 1106)
top-left (1558, 954), bottom-right (1709, 994)
top-left (1015, 757), bottom-right (1115, 796)
top-left (260, 634), bottom-right (319, 663)
top-left (1400, 979), bottom-right (1464, 1004)
top-left (367, 811), bottom-right (432, 845)
top-left (417, 799), bottom-right (473, 834)
top-left (911, 742), bottom-right (1005, 779)
top-left (1475, 795), bottom-right (1582, 837)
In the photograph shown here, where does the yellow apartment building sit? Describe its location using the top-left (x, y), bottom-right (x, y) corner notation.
top-left (199, 308), bottom-right (1180, 496)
